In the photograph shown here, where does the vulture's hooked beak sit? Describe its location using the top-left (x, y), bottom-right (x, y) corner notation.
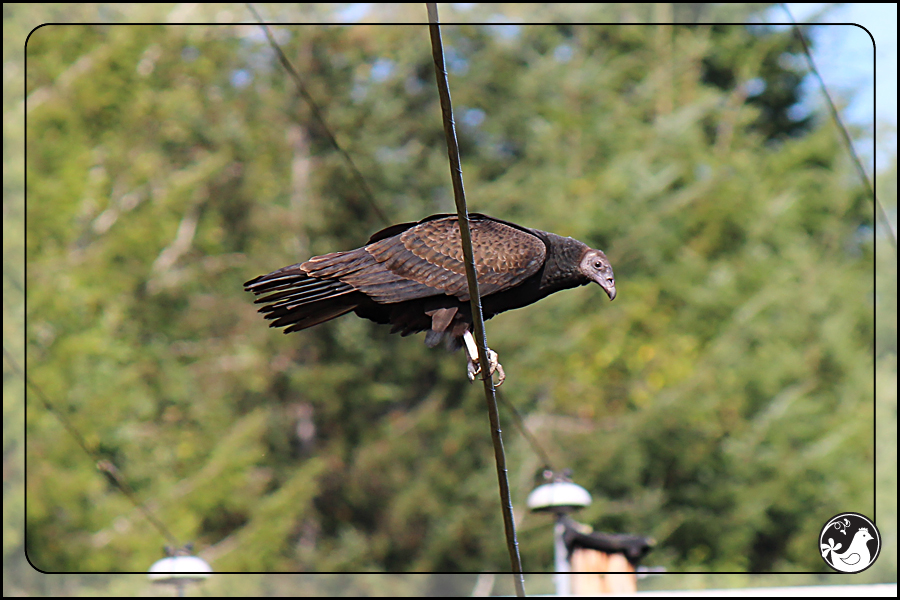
top-left (595, 272), bottom-right (616, 301)
top-left (603, 281), bottom-right (617, 301)
top-left (582, 249), bottom-right (616, 300)
top-left (591, 271), bottom-right (616, 300)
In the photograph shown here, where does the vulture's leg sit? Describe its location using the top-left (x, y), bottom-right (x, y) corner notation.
top-left (463, 330), bottom-right (506, 386)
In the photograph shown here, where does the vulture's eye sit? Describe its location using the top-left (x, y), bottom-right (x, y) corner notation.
top-left (594, 261), bottom-right (602, 269)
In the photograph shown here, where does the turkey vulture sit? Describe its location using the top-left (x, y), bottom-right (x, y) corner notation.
top-left (244, 214), bottom-right (616, 384)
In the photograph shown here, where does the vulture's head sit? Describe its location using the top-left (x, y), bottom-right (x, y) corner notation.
top-left (580, 248), bottom-right (617, 301)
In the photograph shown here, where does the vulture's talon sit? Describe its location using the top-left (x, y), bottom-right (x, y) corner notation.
top-left (467, 359), bottom-right (479, 382)
top-left (463, 332), bottom-right (505, 386)
top-left (493, 361), bottom-right (506, 387)
top-left (245, 214), bottom-right (615, 387)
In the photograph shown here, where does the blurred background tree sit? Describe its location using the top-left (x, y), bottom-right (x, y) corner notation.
top-left (6, 2), bottom-right (895, 595)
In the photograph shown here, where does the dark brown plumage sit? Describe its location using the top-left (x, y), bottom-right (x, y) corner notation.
top-left (245, 213), bottom-right (616, 355)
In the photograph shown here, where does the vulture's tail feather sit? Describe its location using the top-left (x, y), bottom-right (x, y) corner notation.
top-left (244, 267), bottom-right (358, 333)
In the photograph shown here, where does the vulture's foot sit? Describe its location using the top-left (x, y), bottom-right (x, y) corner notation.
top-left (463, 331), bottom-right (506, 386)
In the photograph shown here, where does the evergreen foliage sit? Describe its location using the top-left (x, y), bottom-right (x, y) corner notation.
top-left (10, 4), bottom-right (892, 588)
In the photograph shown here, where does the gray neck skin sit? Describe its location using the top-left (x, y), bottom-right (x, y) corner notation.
top-left (535, 231), bottom-right (590, 292)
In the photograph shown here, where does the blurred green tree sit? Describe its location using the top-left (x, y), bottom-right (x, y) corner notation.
top-left (14, 3), bottom-right (889, 586)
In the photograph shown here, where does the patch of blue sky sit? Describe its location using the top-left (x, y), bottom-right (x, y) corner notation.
top-left (770, 4), bottom-right (896, 170)
top-left (461, 107), bottom-right (485, 128)
top-left (487, 23), bottom-right (521, 41)
top-left (334, 3), bottom-right (372, 23)
top-left (444, 47), bottom-right (469, 76)
top-left (554, 44), bottom-right (574, 63)
top-left (231, 69), bottom-right (252, 89)
top-left (370, 58), bottom-right (394, 82)
top-left (484, 11), bottom-right (521, 41)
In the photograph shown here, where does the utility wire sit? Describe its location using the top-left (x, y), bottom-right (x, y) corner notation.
top-left (782, 5), bottom-right (896, 249)
top-left (248, 2), bottom-right (558, 480)
top-left (426, 5), bottom-right (525, 595)
top-left (246, 3), bottom-right (391, 226)
top-left (248, 6), bottom-right (557, 575)
top-left (3, 345), bottom-right (180, 548)
top-left (496, 390), bottom-right (557, 473)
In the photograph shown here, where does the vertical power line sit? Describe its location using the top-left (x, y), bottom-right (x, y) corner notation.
top-left (426, 5), bottom-right (526, 596)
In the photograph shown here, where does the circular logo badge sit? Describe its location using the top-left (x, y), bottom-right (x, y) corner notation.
top-left (819, 512), bottom-right (881, 573)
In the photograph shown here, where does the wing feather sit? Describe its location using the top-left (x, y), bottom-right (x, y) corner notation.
top-left (247, 215), bottom-right (547, 319)
top-left (365, 215), bottom-right (547, 301)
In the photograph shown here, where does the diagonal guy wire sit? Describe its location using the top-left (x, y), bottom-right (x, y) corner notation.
top-left (782, 5), bottom-right (896, 249)
top-left (3, 345), bottom-right (180, 548)
top-left (497, 389), bottom-right (557, 473)
top-left (249, 3), bottom-right (556, 545)
top-left (246, 3), bottom-right (391, 226)
top-left (426, 5), bottom-right (526, 596)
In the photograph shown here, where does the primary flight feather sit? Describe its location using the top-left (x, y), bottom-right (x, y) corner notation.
top-left (245, 213), bottom-right (616, 383)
